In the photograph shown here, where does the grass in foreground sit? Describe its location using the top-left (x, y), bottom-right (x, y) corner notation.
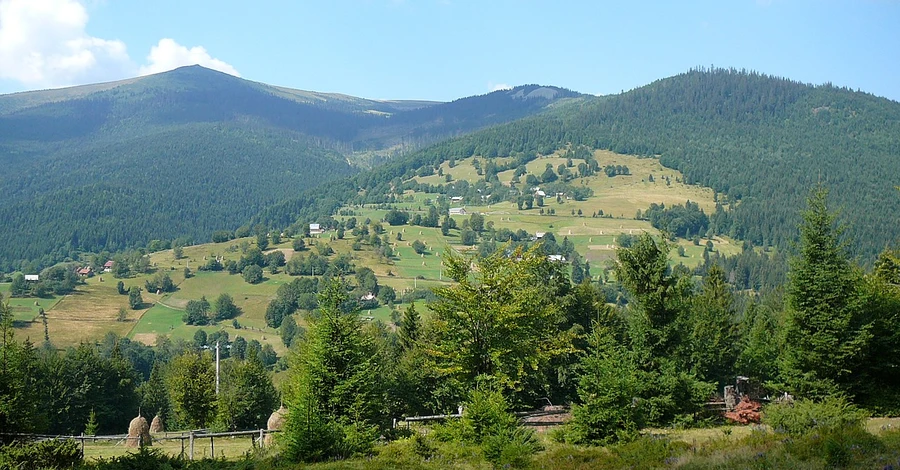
top-left (66, 421), bottom-right (900, 470)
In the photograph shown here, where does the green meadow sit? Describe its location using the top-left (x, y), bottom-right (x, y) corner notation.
top-left (8, 149), bottom-right (741, 354)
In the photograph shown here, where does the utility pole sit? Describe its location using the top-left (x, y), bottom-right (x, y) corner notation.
top-left (215, 341), bottom-right (220, 395)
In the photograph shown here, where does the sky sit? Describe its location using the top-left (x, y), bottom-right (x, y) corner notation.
top-left (0, 0), bottom-right (898, 102)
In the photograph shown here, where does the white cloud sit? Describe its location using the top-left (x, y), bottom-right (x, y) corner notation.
top-left (0, 0), bottom-right (132, 87)
top-left (489, 82), bottom-right (512, 92)
top-left (0, 0), bottom-right (238, 90)
top-left (138, 39), bottom-right (240, 77)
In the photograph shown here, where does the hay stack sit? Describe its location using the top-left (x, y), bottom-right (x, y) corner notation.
top-left (150, 414), bottom-right (164, 433)
top-left (265, 405), bottom-right (287, 446)
top-left (126, 415), bottom-right (152, 448)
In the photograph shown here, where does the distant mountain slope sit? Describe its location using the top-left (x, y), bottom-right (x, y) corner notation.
top-left (259, 68), bottom-right (900, 260)
top-left (0, 123), bottom-right (354, 268)
top-left (0, 66), bottom-right (579, 270)
top-left (0, 66), bottom-right (580, 156)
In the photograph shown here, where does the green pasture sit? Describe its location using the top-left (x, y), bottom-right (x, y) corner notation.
top-left (164, 271), bottom-right (285, 330)
top-left (128, 304), bottom-right (184, 338)
top-left (129, 301), bottom-right (287, 355)
top-left (6, 148), bottom-right (748, 350)
top-left (4, 294), bottom-right (63, 322)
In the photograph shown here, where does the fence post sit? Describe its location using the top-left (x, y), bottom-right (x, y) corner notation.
top-left (189, 431), bottom-right (194, 460)
top-left (259, 429), bottom-right (264, 448)
top-left (210, 436), bottom-right (214, 457)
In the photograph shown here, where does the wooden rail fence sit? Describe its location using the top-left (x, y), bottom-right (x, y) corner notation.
top-left (2, 429), bottom-right (280, 460)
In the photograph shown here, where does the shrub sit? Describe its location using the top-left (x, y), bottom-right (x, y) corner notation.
top-left (0, 439), bottom-right (82, 470)
top-left (411, 432), bottom-right (436, 460)
top-left (434, 382), bottom-right (541, 468)
top-left (483, 426), bottom-right (541, 469)
top-left (784, 425), bottom-right (885, 468)
top-left (763, 395), bottom-right (868, 436)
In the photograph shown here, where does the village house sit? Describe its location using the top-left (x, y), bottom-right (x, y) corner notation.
top-left (24, 274), bottom-right (39, 282)
top-left (103, 261), bottom-right (114, 273)
top-left (450, 196), bottom-right (463, 203)
top-left (449, 207), bottom-right (467, 216)
top-left (77, 266), bottom-right (94, 277)
top-left (309, 223), bottom-right (324, 235)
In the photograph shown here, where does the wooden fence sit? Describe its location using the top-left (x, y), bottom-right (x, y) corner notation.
top-left (2, 429), bottom-right (279, 460)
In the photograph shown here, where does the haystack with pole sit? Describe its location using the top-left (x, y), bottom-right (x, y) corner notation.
top-left (150, 414), bottom-right (164, 433)
top-left (265, 404), bottom-right (287, 446)
top-left (126, 414), bottom-right (152, 448)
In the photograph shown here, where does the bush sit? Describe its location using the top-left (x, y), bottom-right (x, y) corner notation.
top-left (0, 439), bottom-right (82, 470)
top-left (433, 382), bottom-right (540, 468)
top-left (483, 426), bottom-right (541, 469)
top-left (411, 432), bottom-right (436, 460)
top-left (763, 395), bottom-right (868, 436)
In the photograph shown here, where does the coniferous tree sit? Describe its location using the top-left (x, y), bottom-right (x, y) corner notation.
top-left (687, 264), bottom-right (739, 388)
top-left (282, 279), bottom-right (382, 462)
top-left (398, 302), bottom-right (420, 351)
top-left (777, 188), bottom-right (870, 398)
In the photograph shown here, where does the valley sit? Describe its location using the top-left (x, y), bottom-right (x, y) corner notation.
top-left (3, 149), bottom-right (740, 356)
top-left (1, 66), bottom-right (899, 470)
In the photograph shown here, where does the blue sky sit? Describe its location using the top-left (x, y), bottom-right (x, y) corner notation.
top-left (1, 0), bottom-right (898, 101)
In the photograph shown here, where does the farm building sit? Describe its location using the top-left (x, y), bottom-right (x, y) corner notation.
top-left (309, 223), bottom-right (324, 235)
top-left (450, 196), bottom-right (463, 203)
top-left (77, 267), bottom-right (93, 277)
top-left (547, 255), bottom-right (566, 262)
top-left (449, 207), bottom-right (467, 215)
top-left (24, 274), bottom-right (39, 282)
top-left (103, 261), bottom-right (114, 273)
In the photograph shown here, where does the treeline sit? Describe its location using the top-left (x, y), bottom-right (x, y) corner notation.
top-left (0, 326), bottom-right (279, 436)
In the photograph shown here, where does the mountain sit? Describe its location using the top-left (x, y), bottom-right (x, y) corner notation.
top-left (259, 68), bottom-right (900, 261)
top-left (0, 66), bottom-right (580, 270)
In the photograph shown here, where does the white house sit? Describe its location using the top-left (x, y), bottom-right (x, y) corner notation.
top-left (450, 196), bottom-right (463, 203)
top-left (24, 274), bottom-right (39, 282)
top-left (449, 207), bottom-right (467, 215)
top-left (534, 232), bottom-right (546, 239)
top-left (309, 223), bottom-right (324, 235)
top-left (548, 255), bottom-right (566, 262)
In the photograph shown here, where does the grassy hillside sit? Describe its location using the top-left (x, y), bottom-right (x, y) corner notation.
top-left (268, 68), bottom-right (898, 263)
top-left (7, 148), bottom-right (739, 355)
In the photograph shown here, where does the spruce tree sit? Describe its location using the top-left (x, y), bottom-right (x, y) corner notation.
top-left (778, 187), bottom-right (870, 397)
top-left (687, 264), bottom-right (739, 388)
top-left (282, 278), bottom-right (381, 462)
top-left (398, 302), bottom-right (420, 351)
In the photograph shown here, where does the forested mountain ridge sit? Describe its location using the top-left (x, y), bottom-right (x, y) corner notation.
top-left (0, 65), bottom-right (581, 155)
top-left (0, 66), bottom-right (579, 271)
top-left (261, 68), bottom-right (900, 261)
